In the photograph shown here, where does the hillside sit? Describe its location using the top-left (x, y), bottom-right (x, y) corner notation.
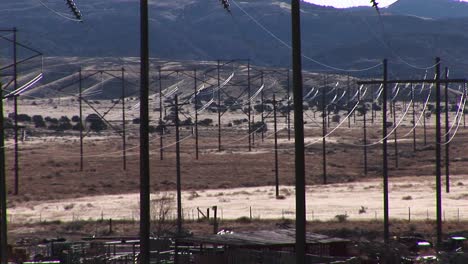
top-left (2, 0), bottom-right (468, 77)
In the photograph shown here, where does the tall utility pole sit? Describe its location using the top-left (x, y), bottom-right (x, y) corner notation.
top-left (79, 69), bottom-right (83, 171)
top-left (139, 0), bottom-right (151, 263)
top-left (0, 83), bottom-right (8, 264)
top-left (273, 94), bottom-right (279, 198)
top-left (322, 77), bottom-right (327, 185)
top-left (382, 59), bottom-right (389, 244)
top-left (247, 61), bottom-right (252, 151)
top-left (174, 95), bottom-right (182, 234)
top-left (13, 28), bottom-right (19, 195)
top-left (357, 58), bottom-right (465, 246)
top-left (121, 68), bottom-right (127, 170)
top-left (291, 0), bottom-right (306, 263)
top-left (444, 67), bottom-right (450, 193)
top-left (411, 84), bottom-right (416, 152)
top-left (158, 67), bottom-right (164, 160)
top-left (194, 69), bottom-right (199, 160)
top-left (435, 57), bottom-right (442, 245)
top-left (217, 60), bottom-right (222, 152)
top-left (261, 71), bottom-right (265, 142)
top-left (287, 70), bottom-right (291, 141)
top-left (361, 88), bottom-right (368, 176)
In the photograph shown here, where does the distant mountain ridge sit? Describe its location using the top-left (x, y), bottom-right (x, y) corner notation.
top-left (1, 0), bottom-right (468, 77)
top-left (387, 0), bottom-right (468, 18)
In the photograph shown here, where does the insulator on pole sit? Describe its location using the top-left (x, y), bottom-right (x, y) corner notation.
top-left (370, 0), bottom-right (380, 13)
top-left (220, 0), bottom-right (231, 13)
top-left (65, 0), bottom-right (82, 20)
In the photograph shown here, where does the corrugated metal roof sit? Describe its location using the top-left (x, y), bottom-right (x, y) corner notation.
top-left (180, 229), bottom-right (348, 246)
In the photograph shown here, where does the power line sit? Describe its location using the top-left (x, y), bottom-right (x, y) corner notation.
top-left (36, 0), bottom-right (82, 22)
top-left (230, 0), bottom-right (382, 73)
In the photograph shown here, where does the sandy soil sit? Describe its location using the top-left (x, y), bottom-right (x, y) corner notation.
top-left (8, 174), bottom-right (468, 224)
top-left (3, 99), bottom-right (468, 228)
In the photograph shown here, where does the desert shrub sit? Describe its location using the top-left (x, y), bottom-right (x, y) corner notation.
top-left (151, 193), bottom-right (175, 236)
top-left (58, 122), bottom-right (72, 130)
top-left (71, 115), bottom-right (80, 122)
top-left (332, 115), bottom-right (341, 123)
top-left (9, 113), bottom-right (32, 122)
top-left (45, 117), bottom-right (59, 124)
top-left (59, 116), bottom-right (70, 123)
top-left (359, 206), bottom-right (367, 214)
top-left (86, 114), bottom-right (107, 132)
top-left (72, 123), bottom-right (83, 131)
top-left (181, 118), bottom-right (193, 126)
top-left (198, 118), bottom-right (213, 126)
top-left (236, 216), bottom-right (251, 223)
top-left (32, 115), bottom-right (46, 128)
top-left (251, 121), bottom-right (267, 133)
top-left (232, 119), bottom-right (245, 125)
top-left (64, 221), bottom-right (85, 231)
top-left (335, 214), bottom-right (348, 223)
top-left (132, 118), bottom-right (140, 124)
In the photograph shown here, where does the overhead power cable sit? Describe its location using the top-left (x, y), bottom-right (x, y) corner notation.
top-left (36, 0), bottom-right (83, 22)
top-left (230, 0), bottom-right (382, 72)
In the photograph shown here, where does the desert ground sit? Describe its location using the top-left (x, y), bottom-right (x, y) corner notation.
top-left (3, 96), bottom-right (468, 243)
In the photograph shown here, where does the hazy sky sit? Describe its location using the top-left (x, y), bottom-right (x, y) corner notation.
top-left (304, 0), bottom-right (468, 8)
top-left (304, 0), bottom-right (398, 8)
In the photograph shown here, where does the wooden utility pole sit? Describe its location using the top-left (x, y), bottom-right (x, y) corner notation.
top-left (360, 88), bottom-right (368, 175)
top-left (0, 83), bottom-right (8, 264)
top-left (358, 57), bottom-right (466, 246)
top-left (261, 71), bottom-right (265, 142)
top-left (435, 58), bottom-right (442, 245)
top-left (13, 28), bottom-right (19, 195)
top-left (175, 95), bottom-right (182, 234)
top-left (287, 70), bottom-right (291, 141)
top-left (411, 84), bottom-right (416, 152)
top-left (322, 78), bottom-right (327, 185)
top-left (393, 101), bottom-right (399, 168)
top-left (194, 69), bottom-right (199, 160)
top-left (382, 59), bottom-right (389, 244)
top-left (247, 61), bottom-right (252, 151)
top-left (79, 69), bottom-right (83, 171)
top-left (347, 76), bottom-right (351, 128)
top-left (217, 60), bottom-right (222, 152)
top-left (291, 0), bottom-right (306, 262)
top-left (273, 94), bottom-right (279, 197)
top-left (158, 67), bottom-right (164, 160)
top-left (121, 68), bottom-right (127, 170)
top-left (139, 0), bottom-right (151, 263)
top-left (444, 67), bottom-right (450, 193)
